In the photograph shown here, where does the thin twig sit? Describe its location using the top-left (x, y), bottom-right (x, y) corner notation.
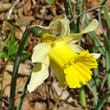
top-left (52, 86), bottom-right (67, 110)
top-left (0, 59), bottom-right (8, 108)
top-left (5, 0), bottom-right (20, 20)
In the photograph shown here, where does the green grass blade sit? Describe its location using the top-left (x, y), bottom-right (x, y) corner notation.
top-left (105, 50), bottom-right (110, 89)
top-left (96, 91), bottom-right (110, 110)
top-left (103, 6), bottom-right (110, 28)
top-left (93, 46), bottom-right (100, 87)
top-left (100, 72), bottom-right (107, 92)
top-left (0, 32), bottom-right (11, 52)
top-left (89, 79), bottom-right (98, 107)
top-left (98, 8), bottom-right (110, 52)
top-left (70, 5), bottom-right (103, 24)
top-left (8, 29), bottom-right (29, 110)
top-left (108, 28), bottom-right (110, 41)
top-left (98, 7), bottom-right (110, 89)
top-left (17, 73), bottom-right (31, 110)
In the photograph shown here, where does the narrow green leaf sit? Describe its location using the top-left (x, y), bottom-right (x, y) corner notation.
top-left (98, 8), bottom-right (110, 53)
top-left (17, 73), bottom-right (31, 110)
top-left (8, 29), bottom-right (29, 110)
top-left (103, 6), bottom-right (110, 28)
top-left (98, 7), bottom-right (110, 90)
top-left (0, 31), bottom-right (10, 52)
top-left (24, 35), bottom-right (29, 48)
top-left (96, 91), bottom-right (110, 110)
top-left (89, 79), bottom-right (98, 107)
top-left (70, 6), bottom-right (103, 24)
top-left (7, 31), bottom-right (18, 57)
top-left (1, 52), bottom-right (9, 58)
top-left (100, 72), bottom-right (107, 92)
top-left (105, 50), bottom-right (110, 89)
top-left (93, 46), bottom-right (100, 87)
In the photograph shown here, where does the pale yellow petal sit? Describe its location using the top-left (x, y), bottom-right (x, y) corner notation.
top-left (63, 19), bottom-right (98, 44)
top-left (28, 63), bottom-right (49, 93)
top-left (55, 17), bottom-right (70, 42)
top-left (68, 44), bottom-right (85, 53)
top-left (32, 43), bottom-right (51, 64)
top-left (50, 59), bottom-right (66, 87)
top-left (92, 53), bottom-right (101, 59)
top-left (81, 19), bottom-right (98, 34)
top-left (63, 33), bottom-right (82, 44)
top-left (50, 13), bottom-right (66, 26)
top-left (28, 14), bottom-right (66, 35)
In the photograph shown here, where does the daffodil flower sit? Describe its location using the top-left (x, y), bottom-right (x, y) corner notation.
top-left (28, 14), bottom-right (100, 93)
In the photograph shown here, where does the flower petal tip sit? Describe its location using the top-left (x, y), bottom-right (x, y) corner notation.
top-left (81, 19), bottom-right (98, 34)
top-left (92, 19), bottom-right (98, 29)
top-left (92, 53), bottom-right (101, 59)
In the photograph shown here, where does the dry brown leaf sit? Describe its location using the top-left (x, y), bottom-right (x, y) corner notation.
top-left (94, 22), bottom-right (102, 36)
top-left (52, 81), bottom-right (69, 101)
top-left (88, 0), bottom-right (101, 7)
top-left (14, 28), bottom-right (23, 40)
top-left (0, 3), bottom-right (12, 12)
top-left (14, 16), bottom-right (35, 26)
top-left (6, 63), bottom-right (32, 75)
top-left (16, 77), bottom-right (28, 92)
top-left (34, 102), bottom-right (46, 110)
top-left (15, 94), bottom-right (33, 110)
top-left (0, 71), bottom-right (11, 97)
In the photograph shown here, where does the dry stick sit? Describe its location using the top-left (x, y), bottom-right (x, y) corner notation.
top-left (0, 60), bottom-right (8, 108)
top-left (5, 0), bottom-right (20, 20)
top-left (52, 90), bottom-right (64, 110)
top-left (45, 82), bottom-right (50, 110)
top-left (52, 86), bottom-right (67, 110)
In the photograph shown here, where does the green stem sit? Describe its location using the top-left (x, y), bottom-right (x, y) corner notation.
top-left (79, 85), bottom-right (86, 106)
top-left (17, 73), bottom-right (31, 110)
top-left (8, 29), bottom-right (29, 110)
